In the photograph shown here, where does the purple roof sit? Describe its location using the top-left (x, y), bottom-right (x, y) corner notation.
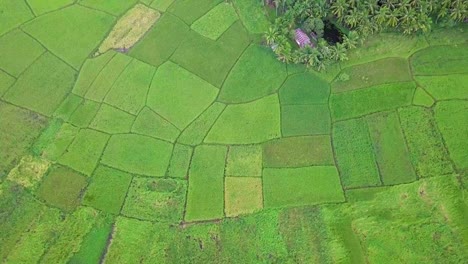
top-left (295, 29), bottom-right (311, 48)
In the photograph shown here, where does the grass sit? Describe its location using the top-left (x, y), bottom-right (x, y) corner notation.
top-left (3, 52), bottom-right (76, 116)
top-left (415, 74), bottom-right (468, 100)
top-left (0, 0), bottom-right (34, 36)
top-left (185, 145), bottom-right (227, 222)
top-left (58, 129), bottom-right (109, 176)
top-left (36, 166), bottom-right (88, 211)
top-left (97, 4), bottom-right (161, 55)
top-left (0, 29), bottom-right (44, 77)
top-left (0, 102), bottom-right (47, 178)
top-left (411, 44), bottom-right (468, 75)
top-left (219, 45), bottom-right (287, 103)
top-left (121, 177), bottom-right (186, 222)
top-left (177, 102), bottom-right (226, 145)
top-left (22, 5), bottom-right (115, 69)
top-left (147, 61), bottom-right (218, 129)
top-left (343, 33), bottom-right (428, 67)
top-left (167, 144), bottom-right (193, 178)
top-left (132, 107), bottom-right (180, 142)
top-left (82, 165), bottom-right (133, 214)
top-left (171, 21), bottom-right (251, 88)
top-left (333, 118), bottom-right (381, 188)
top-left (26, 0), bottom-right (74, 16)
top-left (90, 104), bottom-right (135, 134)
top-left (104, 59), bottom-right (155, 115)
top-left (398, 106), bottom-right (454, 178)
top-left (332, 57), bottom-right (412, 93)
top-left (40, 123), bottom-right (79, 161)
top-left (68, 99), bottom-right (100, 128)
top-left (231, 0), bottom-right (269, 33)
top-left (6, 155), bottom-right (50, 190)
top-left (129, 13), bottom-right (189, 67)
top-left (150, 0), bottom-right (175, 11)
top-left (205, 94), bottom-right (281, 144)
top-left (68, 214), bottom-right (113, 264)
top-left (434, 101), bottom-right (468, 170)
top-left (279, 72), bottom-right (330, 104)
top-left (79, 0), bottom-right (139, 16)
top-left (191, 2), bottom-right (238, 40)
top-left (54, 94), bottom-right (83, 120)
top-left (0, 70), bottom-right (15, 96)
top-left (225, 177), bottom-right (262, 217)
top-left (263, 135), bottom-right (335, 167)
top-left (84, 53), bottom-right (133, 102)
top-left (330, 82), bottom-right (415, 120)
top-left (367, 111), bottom-right (417, 185)
top-left (101, 134), bottom-right (173, 176)
top-left (72, 51), bottom-right (116, 96)
top-left (281, 104), bottom-right (331, 136)
top-left (263, 166), bottom-right (345, 208)
top-left (225, 145), bottom-right (262, 177)
top-left (412, 87), bottom-right (435, 107)
top-left (168, 0), bottom-right (223, 25)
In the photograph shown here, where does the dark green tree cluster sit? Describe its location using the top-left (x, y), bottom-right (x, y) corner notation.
top-left (265, 0), bottom-right (467, 70)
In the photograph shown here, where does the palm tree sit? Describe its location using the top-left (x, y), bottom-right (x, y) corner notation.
top-left (265, 27), bottom-right (279, 46)
top-left (331, 0), bottom-right (349, 21)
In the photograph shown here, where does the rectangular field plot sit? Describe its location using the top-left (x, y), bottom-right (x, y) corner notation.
top-left (225, 177), bottom-right (263, 217)
top-left (332, 57), bottom-right (412, 93)
top-left (333, 118), bottom-right (381, 188)
top-left (58, 129), bottom-right (109, 176)
top-left (3, 52), bottom-right (76, 116)
top-left (185, 145), bottom-right (227, 222)
top-left (263, 135), bottom-right (334, 167)
top-left (83, 165), bottom-right (133, 214)
top-left (226, 145), bottom-right (262, 177)
top-left (122, 177), bottom-right (186, 222)
top-left (263, 166), bottom-right (345, 208)
top-left (434, 101), bottom-right (468, 170)
top-left (68, 99), bottom-right (100, 128)
top-left (168, 0), bottom-right (222, 25)
top-left (167, 144), bottom-right (193, 178)
top-left (398, 106), bottom-right (454, 178)
top-left (191, 2), bottom-right (238, 40)
top-left (0, 70), bottom-right (15, 96)
top-left (367, 111), bottom-right (416, 185)
top-left (330, 82), bottom-right (415, 121)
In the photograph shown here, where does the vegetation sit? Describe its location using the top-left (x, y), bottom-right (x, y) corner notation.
top-left (265, 0), bottom-right (468, 69)
top-left (0, 1), bottom-right (467, 262)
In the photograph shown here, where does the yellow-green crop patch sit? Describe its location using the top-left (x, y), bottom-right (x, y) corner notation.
top-left (79, 0), bottom-right (139, 16)
top-left (332, 57), bottom-right (412, 93)
top-left (122, 177), bottom-right (186, 222)
top-left (83, 165), bottom-right (132, 214)
top-left (22, 5), bottom-right (115, 69)
top-left (231, 0), bottom-right (269, 34)
top-left (330, 82), bottom-right (415, 120)
top-left (263, 166), bottom-right (344, 208)
top-left (434, 101), bottom-right (468, 170)
top-left (0, 29), bottom-right (44, 77)
top-left (225, 177), bottom-right (263, 217)
top-left (58, 128), bottom-right (109, 176)
top-left (411, 44), bottom-right (468, 75)
top-left (415, 74), bottom-right (468, 100)
top-left (130, 13), bottom-right (189, 67)
top-left (219, 45), bottom-right (287, 103)
top-left (68, 99), bottom-right (100, 128)
top-left (205, 94), bottom-right (281, 144)
top-left (367, 111), bottom-right (416, 185)
top-left (97, 4), bottom-right (161, 55)
top-left (191, 2), bottom-right (238, 40)
top-left (263, 136), bottom-right (334, 168)
top-left (147, 61), bottom-right (218, 129)
top-left (279, 72), bottom-right (330, 104)
top-left (132, 107), bottom-right (180, 142)
top-left (333, 118), bottom-right (381, 189)
top-left (185, 145), bottom-right (227, 222)
top-left (225, 145), bottom-right (263, 177)
top-left (281, 104), bottom-right (331, 136)
top-left (0, 0), bottom-right (34, 36)
top-left (26, 0), bottom-right (74, 16)
top-left (3, 52), bottom-right (76, 116)
top-left (168, 0), bottom-right (223, 25)
top-left (0, 70), bottom-right (15, 96)
top-left (101, 134), bottom-right (173, 176)
top-left (36, 166), bottom-right (88, 211)
top-left (90, 104), bottom-right (135, 134)
top-left (167, 144), bottom-right (193, 178)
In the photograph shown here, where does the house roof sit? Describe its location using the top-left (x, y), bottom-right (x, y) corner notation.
top-left (295, 29), bottom-right (311, 48)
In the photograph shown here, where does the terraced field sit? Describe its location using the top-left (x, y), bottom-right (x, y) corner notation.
top-left (1, 0), bottom-right (467, 263)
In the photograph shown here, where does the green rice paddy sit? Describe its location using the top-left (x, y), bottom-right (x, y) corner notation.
top-left (0, 0), bottom-right (467, 262)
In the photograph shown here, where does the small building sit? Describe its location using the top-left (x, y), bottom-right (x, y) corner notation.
top-left (295, 29), bottom-right (312, 48)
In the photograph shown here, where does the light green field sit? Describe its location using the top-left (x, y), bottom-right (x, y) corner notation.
top-left (0, 1), bottom-right (467, 263)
